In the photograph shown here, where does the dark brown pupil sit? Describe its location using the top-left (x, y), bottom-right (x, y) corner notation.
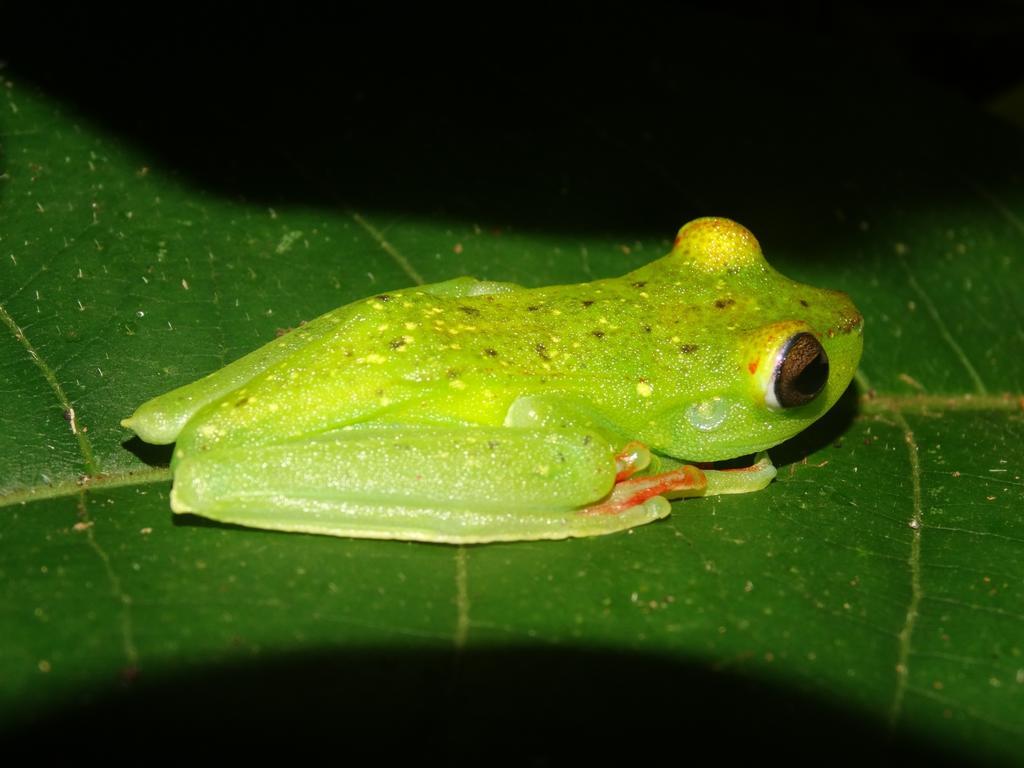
top-left (775, 333), bottom-right (829, 407)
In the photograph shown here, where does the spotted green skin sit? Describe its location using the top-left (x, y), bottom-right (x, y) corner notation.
top-left (123, 218), bottom-right (864, 542)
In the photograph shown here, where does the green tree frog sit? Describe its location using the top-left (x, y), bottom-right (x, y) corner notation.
top-left (122, 218), bottom-right (863, 543)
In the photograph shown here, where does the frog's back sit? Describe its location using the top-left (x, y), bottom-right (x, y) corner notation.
top-left (161, 218), bottom-right (862, 463)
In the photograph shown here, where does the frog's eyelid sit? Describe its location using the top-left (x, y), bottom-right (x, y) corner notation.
top-left (765, 333), bottom-right (830, 410)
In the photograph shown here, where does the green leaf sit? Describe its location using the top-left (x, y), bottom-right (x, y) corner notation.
top-left (2, 25), bottom-right (1023, 760)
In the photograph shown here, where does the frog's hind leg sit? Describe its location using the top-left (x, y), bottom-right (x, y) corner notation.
top-left (169, 425), bottom-right (671, 543)
top-left (121, 304), bottom-right (360, 445)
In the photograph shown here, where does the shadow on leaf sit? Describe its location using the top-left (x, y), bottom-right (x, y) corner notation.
top-left (770, 380), bottom-right (862, 469)
top-left (3, 646), bottom-right (971, 763)
top-left (120, 436), bottom-right (174, 469)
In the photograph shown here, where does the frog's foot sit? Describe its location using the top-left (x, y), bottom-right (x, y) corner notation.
top-left (702, 452), bottom-right (777, 496)
top-left (582, 465), bottom-right (706, 516)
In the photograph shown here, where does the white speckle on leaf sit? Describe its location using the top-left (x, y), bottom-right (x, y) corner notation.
top-left (276, 230), bottom-right (304, 254)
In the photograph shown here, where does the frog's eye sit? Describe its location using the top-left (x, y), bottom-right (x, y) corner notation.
top-left (766, 333), bottom-right (829, 409)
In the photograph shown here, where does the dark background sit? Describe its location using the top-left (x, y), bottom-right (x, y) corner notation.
top-left (4, 2), bottom-right (1024, 235)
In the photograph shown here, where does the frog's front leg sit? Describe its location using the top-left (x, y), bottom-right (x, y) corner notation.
top-left (170, 425), bottom-right (672, 543)
top-left (506, 394), bottom-right (777, 517)
top-left (582, 454), bottom-right (777, 515)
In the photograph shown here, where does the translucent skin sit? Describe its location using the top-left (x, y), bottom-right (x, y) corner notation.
top-left (122, 218), bottom-right (864, 542)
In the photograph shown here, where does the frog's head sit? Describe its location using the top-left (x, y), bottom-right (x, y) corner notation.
top-left (647, 217), bottom-right (864, 461)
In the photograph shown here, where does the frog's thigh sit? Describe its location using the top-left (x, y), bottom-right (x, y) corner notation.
top-left (170, 426), bottom-right (669, 543)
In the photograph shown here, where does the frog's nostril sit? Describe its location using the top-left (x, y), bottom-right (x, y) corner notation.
top-left (772, 333), bottom-right (829, 408)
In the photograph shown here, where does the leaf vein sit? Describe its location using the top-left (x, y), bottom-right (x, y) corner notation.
top-left (0, 467), bottom-right (171, 509)
top-left (905, 684), bottom-right (1024, 736)
top-left (899, 257), bottom-right (988, 395)
top-left (887, 411), bottom-right (922, 728)
top-left (77, 491), bottom-right (139, 671)
top-left (925, 594), bottom-right (1024, 622)
top-left (350, 211), bottom-right (425, 286)
top-left (969, 180), bottom-right (1024, 237)
top-left (0, 301), bottom-right (98, 474)
top-left (923, 524), bottom-right (1024, 545)
top-left (859, 392), bottom-right (1021, 413)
